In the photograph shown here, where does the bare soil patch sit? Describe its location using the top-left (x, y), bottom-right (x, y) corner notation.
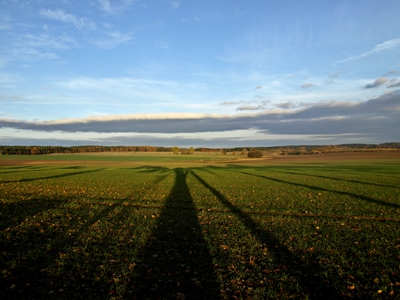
top-left (0, 159), bottom-right (27, 166)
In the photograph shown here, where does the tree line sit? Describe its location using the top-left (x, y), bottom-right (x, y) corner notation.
top-left (0, 145), bottom-right (169, 155)
top-left (0, 143), bottom-right (399, 156)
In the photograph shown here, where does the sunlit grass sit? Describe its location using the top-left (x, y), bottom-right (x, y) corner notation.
top-left (0, 152), bottom-right (236, 163)
top-left (1, 159), bottom-right (399, 299)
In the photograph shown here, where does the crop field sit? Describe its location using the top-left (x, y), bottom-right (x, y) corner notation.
top-left (1, 152), bottom-right (400, 299)
top-left (0, 152), bottom-right (232, 165)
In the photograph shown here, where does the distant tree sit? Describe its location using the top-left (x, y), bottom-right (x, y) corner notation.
top-left (189, 147), bottom-right (195, 154)
top-left (247, 150), bottom-right (263, 158)
top-left (172, 146), bottom-right (179, 154)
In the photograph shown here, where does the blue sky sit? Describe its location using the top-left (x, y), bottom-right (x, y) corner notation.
top-left (1, 0), bottom-right (399, 147)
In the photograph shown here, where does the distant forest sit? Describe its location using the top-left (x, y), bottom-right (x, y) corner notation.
top-left (0, 143), bottom-right (399, 156)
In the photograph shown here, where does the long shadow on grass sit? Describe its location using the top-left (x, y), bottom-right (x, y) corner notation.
top-left (130, 168), bottom-right (220, 299)
top-left (191, 170), bottom-right (339, 299)
top-left (233, 169), bottom-right (400, 209)
top-left (1, 166), bottom-right (169, 299)
top-left (0, 166), bottom-right (48, 174)
top-left (0, 168), bottom-right (103, 184)
top-left (0, 200), bottom-right (113, 299)
top-left (274, 170), bottom-right (397, 188)
top-left (0, 200), bottom-right (59, 230)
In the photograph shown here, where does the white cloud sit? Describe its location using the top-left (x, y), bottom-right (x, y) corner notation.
top-left (40, 9), bottom-right (96, 31)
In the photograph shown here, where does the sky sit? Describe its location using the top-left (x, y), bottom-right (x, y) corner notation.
top-left (1, 0), bottom-right (400, 148)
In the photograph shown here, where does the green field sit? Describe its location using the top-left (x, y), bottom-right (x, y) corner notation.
top-left (0, 152), bottom-right (234, 163)
top-left (1, 153), bottom-right (399, 299)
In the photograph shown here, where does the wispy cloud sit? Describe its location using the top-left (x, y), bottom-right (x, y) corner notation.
top-left (0, 94), bottom-right (25, 101)
top-left (22, 33), bottom-right (77, 50)
top-left (328, 71), bottom-right (342, 79)
top-left (383, 70), bottom-right (398, 76)
top-left (275, 101), bottom-right (299, 109)
top-left (155, 40), bottom-right (169, 50)
top-left (59, 77), bottom-right (177, 90)
top-left (167, 0), bottom-right (183, 10)
top-left (219, 101), bottom-right (243, 106)
top-left (56, 76), bottom-right (184, 105)
top-left (2, 32), bottom-right (77, 64)
top-left (0, 15), bottom-right (12, 30)
top-left (301, 83), bottom-right (315, 89)
top-left (0, 72), bottom-right (22, 88)
top-left (92, 31), bottom-right (134, 49)
top-left (40, 9), bottom-right (96, 31)
top-left (98, 0), bottom-right (134, 15)
top-left (236, 105), bottom-right (265, 111)
top-left (181, 16), bottom-right (201, 23)
top-left (336, 37), bottom-right (400, 64)
top-left (365, 77), bottom-right (388, 89)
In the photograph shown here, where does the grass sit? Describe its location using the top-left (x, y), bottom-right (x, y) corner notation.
top-left (0, 152), bottom-right (237, 163)
top-left (0, 155), bottom-right (399, 299)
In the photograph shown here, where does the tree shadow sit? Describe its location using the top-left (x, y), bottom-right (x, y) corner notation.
top-left (0, 166), bottom-right (179, 299)
top-left (130, 168), bottom-right (220, 299)
top-left (233, 169), bottom-right (400, 209)
top-left (191, 170), bottom-right (339, 299)
top-left (273, 170), bottom-right (397, 188)
top-left (0, 169), bottom-right (103, 184)
top-left (0, 165), bottom-right (49, 174)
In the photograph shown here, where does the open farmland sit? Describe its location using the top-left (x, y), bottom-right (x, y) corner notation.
top-left (1, 152), bottom-right (399, 299)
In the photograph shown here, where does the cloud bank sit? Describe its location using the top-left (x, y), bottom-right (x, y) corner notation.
top-left (1, 92), bottom-right (399, 145)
